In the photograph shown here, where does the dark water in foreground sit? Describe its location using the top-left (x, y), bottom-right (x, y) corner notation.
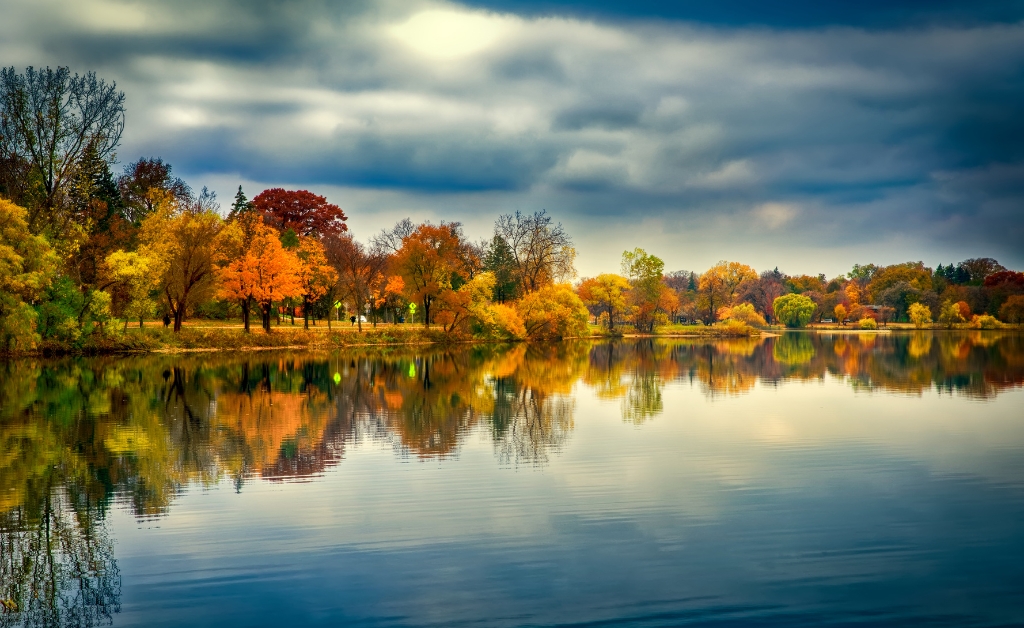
top-left (2, 332), bottom-right (1024, 627)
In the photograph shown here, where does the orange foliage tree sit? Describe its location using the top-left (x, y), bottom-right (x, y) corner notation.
top-left (218, 218), bottom-right (302, 333)
top-left (577, 274), bottom-right (629, 331)
top-left (392, 222), bottom-right (478, 328)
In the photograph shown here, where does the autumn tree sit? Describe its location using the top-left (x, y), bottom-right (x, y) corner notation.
top-left (720, 303), bottom-right (766, 327)
top-left (621, 248), bottom-right (672, 333)
top-left (834, 304), bottom-right (847, 325)
top-left (958, 258), bottom-right (1005, 284)
top-left (216, 211), bottom-right (268, 332)
top-left (392, 222), bottom-right (478, 328)
top-left (577, 274), bottom-right (630, 331)
top-left (773, 293), bottom-right (815, 328)
top-left (0, 66), bottom-right (125, 241)
top-left (252, 188), bottom-right (348, 237)
top-left (738, 268), bottom-right (787, 324)
top-left (326, 234), bottom-right (387, 332)
top-left (140, 190), bottom-right (223, 331)
top-left (867, 262), bottom-right (933, 303)
top-left (494, 210), bottom-right (575, 294)
top-left (118, 157), bottom-right (191, 224)
top-left (218, 218), bottom-right (301, 333)
top-left (938, 300), bottom-right (965, 328)
top-left (515, 283), bottom-right (589, 340)
top-left (999, 295), bottom-right (1024, 324)
top-left (698, 261), bottom-right (757, 324)
top-left (294, 236), bottom-right (337, 329)
top-left (908, 302), bottom-right (932, 329)
top-left (106, 249), bottom-right (160, 329)
top-left (0, 198), bottom-right (57, 350)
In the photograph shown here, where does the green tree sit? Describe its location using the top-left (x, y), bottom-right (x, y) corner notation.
top-left (773, 293), bottom-right (815, 328)
top-left (483, 234), bottom-right (518, 303)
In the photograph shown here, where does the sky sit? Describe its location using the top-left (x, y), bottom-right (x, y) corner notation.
top-left (2, 0), bottom-right (1023, 278)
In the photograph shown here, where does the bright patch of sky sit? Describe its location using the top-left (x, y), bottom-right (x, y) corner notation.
top-left (1, 0), bottom-right (1021, 276)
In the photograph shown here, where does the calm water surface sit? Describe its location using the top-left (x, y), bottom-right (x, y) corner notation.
top-left (2, 332), bottom-right (1024, 627)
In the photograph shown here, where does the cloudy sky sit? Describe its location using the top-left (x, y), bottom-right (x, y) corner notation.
top-left (3, 0), bottom-right (1023, 277)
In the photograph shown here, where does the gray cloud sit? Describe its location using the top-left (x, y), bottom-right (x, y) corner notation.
top-left (1, 0), bottom-right (1022, 276)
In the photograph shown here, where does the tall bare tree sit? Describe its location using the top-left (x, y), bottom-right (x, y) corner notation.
top-left (494, 210), bottom-right (575, 294)
top-left (0, 66), bottom-right (125, 238)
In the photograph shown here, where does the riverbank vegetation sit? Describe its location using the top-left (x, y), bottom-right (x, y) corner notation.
top-left (1, 66), bottom-right (1020, 355)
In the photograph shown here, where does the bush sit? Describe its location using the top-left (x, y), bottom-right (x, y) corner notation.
top-left (773, 294), bottom-right (815, 328)
top-left (858, 317), bottom-right (877, 329)
top-left (717, 319), bottom-right (754, 336)
top-left (722, 302), bottom-right (766, 327)
top-left (973, 314), bottom-right (1002, 330)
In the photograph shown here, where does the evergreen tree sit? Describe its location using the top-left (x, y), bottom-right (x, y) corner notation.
top-left (483, 234), bottom-right (519, 303)
top-left (228, 185), bottom-right (254, 221)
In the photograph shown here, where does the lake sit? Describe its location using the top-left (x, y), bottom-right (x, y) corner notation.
top-left (2, 331), bottom-right (1023, 627)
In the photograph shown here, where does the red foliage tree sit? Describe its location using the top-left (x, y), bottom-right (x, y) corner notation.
top-left (983, 271), bottom-right (1024, 288)
top-left (252, 188), bottom-right (348, 237)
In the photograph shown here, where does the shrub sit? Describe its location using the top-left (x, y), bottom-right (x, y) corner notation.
top-left (858, 317), bottom-right (878, 330)
top-left (973, 314), bottom-right (1002, 330)
top-left (773, 294), bottom-right (815, 328)
top-left (723, 302), bottom-right (766, 327)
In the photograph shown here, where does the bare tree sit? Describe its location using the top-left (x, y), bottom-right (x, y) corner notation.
top-left (494, 209), bottom-right (575, 294)
top-left (370, 217), bottom-right (415, 254)
top-left (0, 66), bottom-right (125, 235)
top-left (117, 157), bottom-right (192, 223)
top-left (326, 234), bottom-right (389, 332)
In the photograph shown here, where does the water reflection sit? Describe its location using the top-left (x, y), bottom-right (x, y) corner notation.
top-left (0, 332), bottom-right (1022, 626)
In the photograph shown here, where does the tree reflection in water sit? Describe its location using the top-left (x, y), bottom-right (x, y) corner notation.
top-left (0, 330), bottom-right (1022, 624)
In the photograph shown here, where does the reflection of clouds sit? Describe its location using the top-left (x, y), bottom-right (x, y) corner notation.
top-left (0, 335), bottom-right (1021, 523)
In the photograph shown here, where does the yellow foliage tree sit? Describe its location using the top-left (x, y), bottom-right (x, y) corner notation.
top-left (515, 283), bottom-right (589, 340)
top-left (576, 273), bottom-right (629, 331)
top-left (698, 261), bottom-right (757, 324)
top-left (0, 198), bottom-right (58, 350)
top-left (105, 249), bottom-right (160, 329)
top-left (140, 191), bottom-right (224, 331)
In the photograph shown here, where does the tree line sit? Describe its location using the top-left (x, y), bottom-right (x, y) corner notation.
top-left (2, 65), bottom-right (1021, 350)
top-left (577, 254), bottom-right (1024, 332)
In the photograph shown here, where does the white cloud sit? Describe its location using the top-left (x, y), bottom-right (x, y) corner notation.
top-left (1, 0), bottom-right (1021, 275)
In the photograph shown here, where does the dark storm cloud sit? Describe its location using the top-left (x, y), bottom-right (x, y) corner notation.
top-left (462, 0), bottom-right (1024, 29)
top-left (1, 0), bottom-right (1022, 274)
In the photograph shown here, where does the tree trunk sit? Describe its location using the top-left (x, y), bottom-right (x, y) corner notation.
top-left (262, 304), bottom-right (272, 333)
top-left (139, 316), bottom-right (144, 329)
top-left (173, 306), bottom-right (184, 332)
top-left (241, 298), bottom-right (251, 333)
top-left (303, 297), bottom-right (310, 330)
top-left (423, 297), bottom-right (430, 329)
top-left (357, 300), bottom-right (363, 332)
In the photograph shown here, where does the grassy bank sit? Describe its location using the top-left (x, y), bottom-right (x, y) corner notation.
top-left (16, 321), bottom-right (457, 356)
